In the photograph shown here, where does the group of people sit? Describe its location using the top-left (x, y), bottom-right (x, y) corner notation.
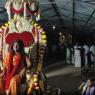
top-left (66, 44), bottom-right (95, 68)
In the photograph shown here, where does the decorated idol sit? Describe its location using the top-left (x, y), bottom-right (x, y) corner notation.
top-left (0, 0), bottom-right (47, 95)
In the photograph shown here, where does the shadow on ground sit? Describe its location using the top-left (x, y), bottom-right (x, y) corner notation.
top-left (43, 62), bottom-right (84, 95)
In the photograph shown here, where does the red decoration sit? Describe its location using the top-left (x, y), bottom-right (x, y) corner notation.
top-left (33, 82), bottom-right (39, 88)
top-left (10, 2), bottom-right (39, 15)
top-left (11, 2), bottom-right (24, 14)
top-left (5, 32), bottom-right (34, 47)
top-left (26, 3), bottom-right (39, 15)
top-left (5, 52), bottom-right (22, 89)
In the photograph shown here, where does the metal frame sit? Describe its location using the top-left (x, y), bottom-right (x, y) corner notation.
top-left (72, 0), bottom-right (75, 32)
top-left (1, 0), bottom-right (95, 32)
top-left (82, 9), bottom-right (95, 31)
top-left (49, 0), bottom-right (65, 26)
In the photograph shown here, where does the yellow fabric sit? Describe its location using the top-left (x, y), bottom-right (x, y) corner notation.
top-left (0, 77), bottom-right (4, 95)
top-left (27, 77), bottom-right (34, 94)
top-left (9, 75), bottom-right (21, 95)
top-left (39, 80), bottom-right (44, 92)
top-left (37, 63), bottom-right (42, 72)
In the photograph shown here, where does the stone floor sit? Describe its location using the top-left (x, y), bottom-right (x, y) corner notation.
top-left (43, 61), bottom-right (84, 95)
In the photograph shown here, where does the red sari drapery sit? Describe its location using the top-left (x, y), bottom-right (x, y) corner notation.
top-left (5, 52), bottom-right (23, 90)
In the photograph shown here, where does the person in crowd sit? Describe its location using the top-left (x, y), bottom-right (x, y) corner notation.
top-left (80, 46), bottom-right (85, 67)
top-left (90, 45), bottom-right (95, 66)
top-left (0, 39), bottom-right (32, 95)
top-left (87, 48), bottom-right (94, 68)
top-left (66, 46), bottom-right (70, 64)
top-left (71, 46), bottom-right (74, 64)
top-left (74, 44), bottom-right (81, 67)
top-left (83, 44), bottom-right (89, 66)
top-left (79, 77), bottom-right (95, 95)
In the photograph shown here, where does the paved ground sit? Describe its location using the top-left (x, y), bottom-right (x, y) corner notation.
top-left (43, 61), bottom-right (84, 95)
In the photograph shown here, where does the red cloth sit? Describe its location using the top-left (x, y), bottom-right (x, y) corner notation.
top-left (5, 52), bottom-right (22, 90)
top-left (5, 32), bottom-right (34, 47)
top-left (0, 77), bottom-right (4, 94)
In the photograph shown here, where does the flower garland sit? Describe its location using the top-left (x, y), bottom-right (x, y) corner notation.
top-left (26, 2), bottom-right (39, 15)
top-left (31, 21), bottom-right (47, 71)
top-left (0, 30), bottom-right (5, 64)
top-left (0, 19), bottom-right (47, 72)
top-left (27, 73), bottom-right (40, 94)
top-left (6, 0), bottom-right (39, 15)
top-left (5, 0), bottom-right (12, 21)
top-left (0, 33), bottom-right (2, 60)
top-left (11, 2), bottom-right (24, 14)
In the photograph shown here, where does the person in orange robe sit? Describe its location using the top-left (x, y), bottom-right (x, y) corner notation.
top-left (0, 39), bottom-right (32, 95)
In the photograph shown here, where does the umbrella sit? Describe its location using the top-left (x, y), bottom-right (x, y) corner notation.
top-left (5, 32), bottom-right (34, 47)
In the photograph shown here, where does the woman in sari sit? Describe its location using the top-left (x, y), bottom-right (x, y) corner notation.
top-left (0, 39), bottom-right (31, 95)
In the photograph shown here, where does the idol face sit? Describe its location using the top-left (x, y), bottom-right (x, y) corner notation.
top-left (13, 42), bottom-right (19, 52)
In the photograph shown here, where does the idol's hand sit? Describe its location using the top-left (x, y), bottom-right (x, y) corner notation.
top-left (19, 68), bottom-right (26, 78)
top-left (0, 70), bottom-right (5, 78)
